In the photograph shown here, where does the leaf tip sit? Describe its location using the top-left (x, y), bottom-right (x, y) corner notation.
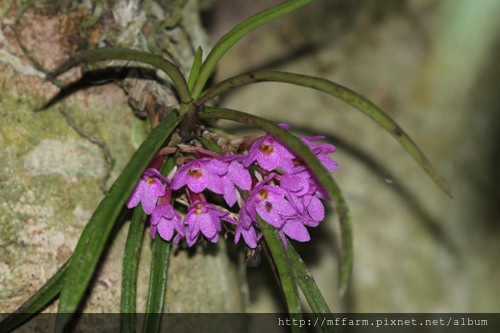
top-left (436, 175), bottom-right (453, 199)
top-left (445, 186), bottom-right (454, 199)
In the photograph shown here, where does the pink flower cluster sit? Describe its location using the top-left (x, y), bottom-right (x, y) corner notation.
top-left (126, 124), bottom-right (338, 249)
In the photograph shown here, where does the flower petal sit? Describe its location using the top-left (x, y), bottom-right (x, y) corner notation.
top-left (222, 179), bottom-right (237, 207)
top-left (283, 219), bottom-right (310, 242)
top-left (307, 196), bottom-right (325, 222)
top-left (198, 213), bottom-right (217, 238)
top-left (126, 181), bottom-right (144, 209)
top-left (186, 234), bottom-right (197, 247)
top-left (157, 217), bottom-right (175, 241)
top-left (256, 205), bottom-right (284, 228)
top-left (205, 158), bottom-right (228, 175)
top-left (206, 172), bottom-right (224, 194)
top-left (171, 164), bottom-right (189, 190)
top-left (150, 224), bottom-right (157, 239)
top-left (228, 162), bottom-right (251, 190)
top-left (257, 153), bottom-right (279, 171)
top-left (241, 227), bottom-right (258, 248)
top-left (141, 189), bottom-right (159, 214)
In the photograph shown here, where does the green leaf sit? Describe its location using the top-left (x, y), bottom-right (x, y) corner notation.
top-left (55, 112), bottom-right (183, 332)
top-left (187, 47), bottom-right (203, 92)
top-left (257, 216), bottom-right (303, 333)
top-left (142, 238), bottom-right (171, 333)
top-left (287, 242), bottom-right (338, 333)
top-left (120, 206), bottom-right (148, 333)
top-left (199, 107), bottom-right (354, 294)
top-left (197, 70), bottom-right (453, 198)
top-left (197, 136), bottom-right (223, 154)
top-left (141, 158), bottom-right (175, 333)
top-left (46, 48), bottom-right (191, 104)
top-left (0, 261), bottom-right (69, 333)
top-left (190, 0), bottom-right (314, 99)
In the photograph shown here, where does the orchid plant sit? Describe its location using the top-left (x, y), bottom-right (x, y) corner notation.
top-left (0, 1), bottom-right (451, 333)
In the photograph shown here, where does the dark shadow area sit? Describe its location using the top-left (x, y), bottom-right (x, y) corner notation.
top-left (252, 243), bottom-right (288, 313)
top-left (171, 233), bottom-right (222, 259)
top-left (256, 42), bottom-right (329, 72)
top-left (225, 223), bottom-right (337, 314)
top-left (37, 66), bottom-right (172, 112)
top-left (469, 40), bottom-right (500, 233)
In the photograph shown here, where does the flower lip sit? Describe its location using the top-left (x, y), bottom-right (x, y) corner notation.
top-left (188, 167), bottom-right (203, 178)
top-left (171, 158), bottom-right (227, 194)
top-left (259, 140), bottom-right (275, 155)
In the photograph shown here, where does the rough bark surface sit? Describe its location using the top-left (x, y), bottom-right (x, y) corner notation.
top-left (0, 1), bottom-right (244, 331)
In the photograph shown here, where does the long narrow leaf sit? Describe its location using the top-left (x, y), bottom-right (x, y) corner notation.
top-left (120, 206), bottom-right (148, 333)
top-left (257, 216), bottom-right (303, 333)
top-left (46, 48), bottom-right (191, 104)
top-left (199, 107), bottom-right (353, 294)
top-left (55, 112), bottom-right (183, 332)
top-left (287, 242), bottom-right (337, 333)
top-left (141, 158), bottom-right (175, 332)
top-left (187, 47), bottom-right (203, 92)
top-left (196, 70), bottom-right (452, 198)
top-left (141, 238), bottom-right (171, 333)
top-left (190, 0), bottom-right (314, 99)
top-left (0, 261), bottom-right (69, 333)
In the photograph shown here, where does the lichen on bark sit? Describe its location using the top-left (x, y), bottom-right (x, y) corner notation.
top-left (0, 1), bottom-right (244, 329)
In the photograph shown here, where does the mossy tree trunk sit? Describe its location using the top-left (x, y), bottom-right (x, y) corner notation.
top-left (0, 0), bottom-right (245, 330)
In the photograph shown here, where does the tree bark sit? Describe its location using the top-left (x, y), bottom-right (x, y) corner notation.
top-left (0, 1), bottom-right (245, 331)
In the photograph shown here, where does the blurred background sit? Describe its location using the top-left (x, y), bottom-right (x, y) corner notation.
top-left (207, 0), bottom-right (500, 313)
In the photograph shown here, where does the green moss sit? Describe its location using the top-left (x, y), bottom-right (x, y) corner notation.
top-left (0, 83), bottom-right (136, 312)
